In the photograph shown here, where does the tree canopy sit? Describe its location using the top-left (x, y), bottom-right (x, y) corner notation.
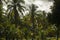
top-left (0, 0), bottom-right (60, 40)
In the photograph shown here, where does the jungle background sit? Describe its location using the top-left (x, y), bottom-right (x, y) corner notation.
top-left (0, 0), bottom-right (60, 40)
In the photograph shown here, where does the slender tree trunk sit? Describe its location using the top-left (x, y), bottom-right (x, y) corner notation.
top-left (6, 36), bottom-right (9, 40)
top-left (56, 25), bottom-right (59, 40)
top-left (56, 28), bottom-right (59, 40)
top-left (31, 11), bottom-right (35, 40)
top-left (31, 6), bottom-right (35, 40)
top-left (14, 6), bottom-right (19, 27)
top-left (41, 31), bottom-right (44, 40)
top-left (12, 37), bottom-right (14, 40)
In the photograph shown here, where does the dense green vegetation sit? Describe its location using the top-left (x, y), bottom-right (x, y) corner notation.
top-left (48, 0), bottom-right (60, 40)
top-left (0, 0), bottom-right (60, 40)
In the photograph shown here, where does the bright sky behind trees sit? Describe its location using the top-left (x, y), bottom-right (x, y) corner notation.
top-left (25, 0), bottom-right (53, 13)
top-left (3, 0), bottom-right (53, 15)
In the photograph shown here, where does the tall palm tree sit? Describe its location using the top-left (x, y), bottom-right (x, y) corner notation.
top-left (29, 4), bottom-right (38, 40)
top-left (3, 0), bottom-right (25, 27)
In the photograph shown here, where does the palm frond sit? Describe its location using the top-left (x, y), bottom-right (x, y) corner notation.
top-left (17, 4), bottom-right (25, 15)
top-left (17, 0), bottom-right (25, 3)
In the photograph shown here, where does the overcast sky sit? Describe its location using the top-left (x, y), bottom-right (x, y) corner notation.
top-left (25, 0), bottom-right (53, 12)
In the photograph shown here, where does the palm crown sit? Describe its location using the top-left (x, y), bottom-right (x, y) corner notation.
top-left (3, 0), bottom-right (25, 27)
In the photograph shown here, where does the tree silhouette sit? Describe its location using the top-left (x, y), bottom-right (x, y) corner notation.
top-left (29, 4), bottom-right (38, 40)
top-left (48, 0), bottom-right (60, 40)
top-left (4, 0), bottom-right (25, 27)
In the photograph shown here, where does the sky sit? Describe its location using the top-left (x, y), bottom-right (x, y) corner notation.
top-left (25, 0), bottom-right (53, 13)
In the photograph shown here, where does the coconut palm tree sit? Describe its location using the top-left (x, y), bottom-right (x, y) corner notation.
top-left (29, 4), bottom-right (38, 40)
top-left (3, 0), bottom-right (25, 27)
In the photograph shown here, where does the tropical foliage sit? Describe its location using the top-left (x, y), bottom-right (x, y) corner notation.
top-left (0, 0), bottom-right (60, 40)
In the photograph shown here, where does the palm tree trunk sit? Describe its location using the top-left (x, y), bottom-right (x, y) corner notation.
top-left (56, 29), bottom-right (59, 40)
top-left (56, 25), bottom-right (59, 40)
top-left (31, 8), bottom-right (34, 40)
top-left (14, 6), bottom-right (19, 27)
